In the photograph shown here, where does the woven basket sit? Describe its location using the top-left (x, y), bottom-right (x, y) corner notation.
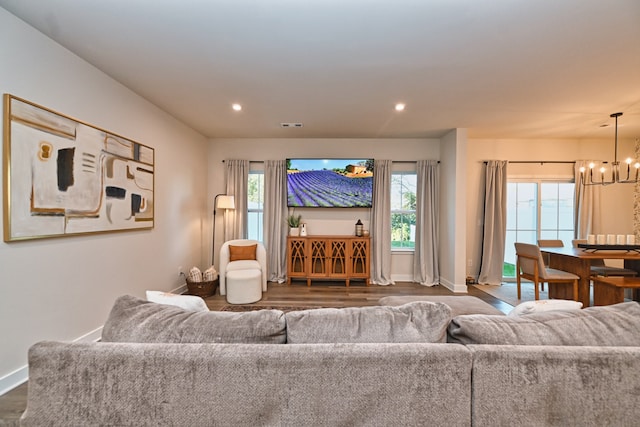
top-left (186, 278), bottom-right (218, 298)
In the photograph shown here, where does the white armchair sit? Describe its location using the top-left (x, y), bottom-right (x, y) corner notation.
top-left (219, 239), bottom-right (267, 296)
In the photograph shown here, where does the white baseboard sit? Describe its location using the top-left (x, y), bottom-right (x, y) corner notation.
top-left (0, 325), bottom-right (103, 396)
top-left (439, 278), bottom-right (468, 293)
top-left (0, 367), bottom-right (28, 396)
top-left (390, 274), bottom-right (414, 282)
top-left (391, 274), bottom-right (468, 293)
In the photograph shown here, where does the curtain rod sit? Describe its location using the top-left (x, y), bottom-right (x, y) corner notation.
top-left (483, 161), bottom-right (575, 164)
top-left (222, 160), bottom-right (440, 163)
top-left (221, 160), bottom-right (262, 163)
top-left (392, 160), bottom-right (440, 164)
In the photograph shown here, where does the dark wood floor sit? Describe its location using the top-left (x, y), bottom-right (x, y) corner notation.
top-left (204, 280), bottom-right (512, 312)
top-left (0, 281), bottom-right (510, 424)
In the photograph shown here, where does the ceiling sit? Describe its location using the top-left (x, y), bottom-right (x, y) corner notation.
top-left (2, 0), bottom-right (640, 140)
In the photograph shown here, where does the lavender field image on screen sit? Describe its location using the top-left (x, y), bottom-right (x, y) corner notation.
top-left (287, 159), bottom-right (374, 207)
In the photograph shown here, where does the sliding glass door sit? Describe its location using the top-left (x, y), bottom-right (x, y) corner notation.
top-left (504, 180), bottom-right (574, 279)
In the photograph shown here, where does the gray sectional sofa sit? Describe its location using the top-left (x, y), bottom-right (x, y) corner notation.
top-left (20, 295), bottom-right (640, 426)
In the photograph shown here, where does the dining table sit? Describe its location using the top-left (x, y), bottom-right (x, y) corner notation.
top-left (540, 246), bottom-right (640, 306)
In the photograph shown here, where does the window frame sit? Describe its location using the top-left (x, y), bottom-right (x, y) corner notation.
top-left (390, 171), bottom-right (417, 252)
top-left (247, 169), bottom-right (264, 243)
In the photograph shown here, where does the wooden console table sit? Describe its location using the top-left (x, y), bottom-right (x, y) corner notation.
top-left (287, 235), bottom-right (370, 286)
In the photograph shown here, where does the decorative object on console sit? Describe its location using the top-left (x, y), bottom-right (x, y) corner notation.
top-left (287, 211), bottom-right (302, 236)
top-left (355, 219), bottom-right (363, 236)
top-left (300, 222), bottom-right (307, 236)
top-left (211, 194), bottom-right (235, 264)
top-left (579, 112), bottom-right (640, 186)
top-left (3, 94), bottom-right (154, 242)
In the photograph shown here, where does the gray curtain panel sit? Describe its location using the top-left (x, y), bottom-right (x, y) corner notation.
top-left (477, 160), bottom-right (508, 285)
top-left (413, 160), bottom-right (440, 286)
top-left (370, 159), bottom-right (395, 285)
top-left (264, 160), bottom-right (288, 283)
top-left (224, 159), bottom-right (249, 241)
top-left (574, 160), bottom-right (600, 239)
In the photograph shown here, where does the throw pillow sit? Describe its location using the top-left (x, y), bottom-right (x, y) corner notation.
top-left (229, 244), bottom-right (257, 261)
top-left (102, 295), bottom-right (286, 344)
top-left (507, 299), bottom-right (583, 317)
top-left (146, 290), bottom-right (209, 312)
top-left (285, 301), bottom-right (452, 344)
top-left (448, 301), bottom-right (640, 346)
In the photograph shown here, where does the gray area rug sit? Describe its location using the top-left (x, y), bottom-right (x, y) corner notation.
top-left (473, 283), bottom-right (548, 307)
top-left (220, 305), bottom-right (327, 312)
top-left (474, 282), bottom-right (596, 307)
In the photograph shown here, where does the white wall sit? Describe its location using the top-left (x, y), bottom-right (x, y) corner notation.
top-left (0, 8), bottom-right (209, 394)
top-left (207, 138), bottom-right (440, 279)
top-left (465, 137), bottom-right (635, 278)
top-left (439, 129), bottom-right (468, 292)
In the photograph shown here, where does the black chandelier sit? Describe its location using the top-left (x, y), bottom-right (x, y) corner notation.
top-left (579, 112), bottom-right (640, 186)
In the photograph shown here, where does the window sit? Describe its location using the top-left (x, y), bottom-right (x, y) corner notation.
top-left (391, 172), bottom-right (417, 250)
top-left (247, 171), bottom-right (264, 242)
top-left (503, 179), bottom-right (575, 278)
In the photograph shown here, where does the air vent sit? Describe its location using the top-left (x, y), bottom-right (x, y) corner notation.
top-left (280, 123), bottom-right (303, 128)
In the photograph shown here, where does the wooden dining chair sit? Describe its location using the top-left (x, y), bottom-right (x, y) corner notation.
top-left (515, 242), bottom-right (579, 301)
top-left (536, 239), bottom-right (565, 291)
top-left (572, 239), bottom-right (638, 277)
top-left (537, 239), bottom-right (564, 248)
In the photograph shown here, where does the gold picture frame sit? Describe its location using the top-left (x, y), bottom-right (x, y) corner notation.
top-left (3, 94), bottom-right (154, 241)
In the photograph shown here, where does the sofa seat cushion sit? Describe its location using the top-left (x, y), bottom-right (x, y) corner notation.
top-left (448, 301), bottom-right (640, 346)
top-left (286, 301), bottom-right (452, 343)
top-left (102, 295), bottom-right (286, 344)
top-left (226, 259), bottom-right (261, 271)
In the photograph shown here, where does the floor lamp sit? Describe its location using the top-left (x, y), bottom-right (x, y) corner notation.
top-left (211, 194), bottom-right (235, 266)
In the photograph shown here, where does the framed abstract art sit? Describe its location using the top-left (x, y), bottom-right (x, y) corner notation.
top-left (3, 94), bottom-right (154, 241)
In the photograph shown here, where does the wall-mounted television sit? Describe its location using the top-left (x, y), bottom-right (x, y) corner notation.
top-left (287, 158), bottom-right (374, 208)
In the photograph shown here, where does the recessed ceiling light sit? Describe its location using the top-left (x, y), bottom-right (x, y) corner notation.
top-left (232, 103), bottom-right (242, 111)
top-left (395, 103), bottom-right (405, 112)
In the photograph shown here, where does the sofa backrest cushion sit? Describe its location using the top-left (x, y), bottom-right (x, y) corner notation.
top-left (102, 295), bottom-right (286, 344)
top-left (448, 301), bottom-right (640, 346)
top-left (285, 301), bottom-right (452, 343)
